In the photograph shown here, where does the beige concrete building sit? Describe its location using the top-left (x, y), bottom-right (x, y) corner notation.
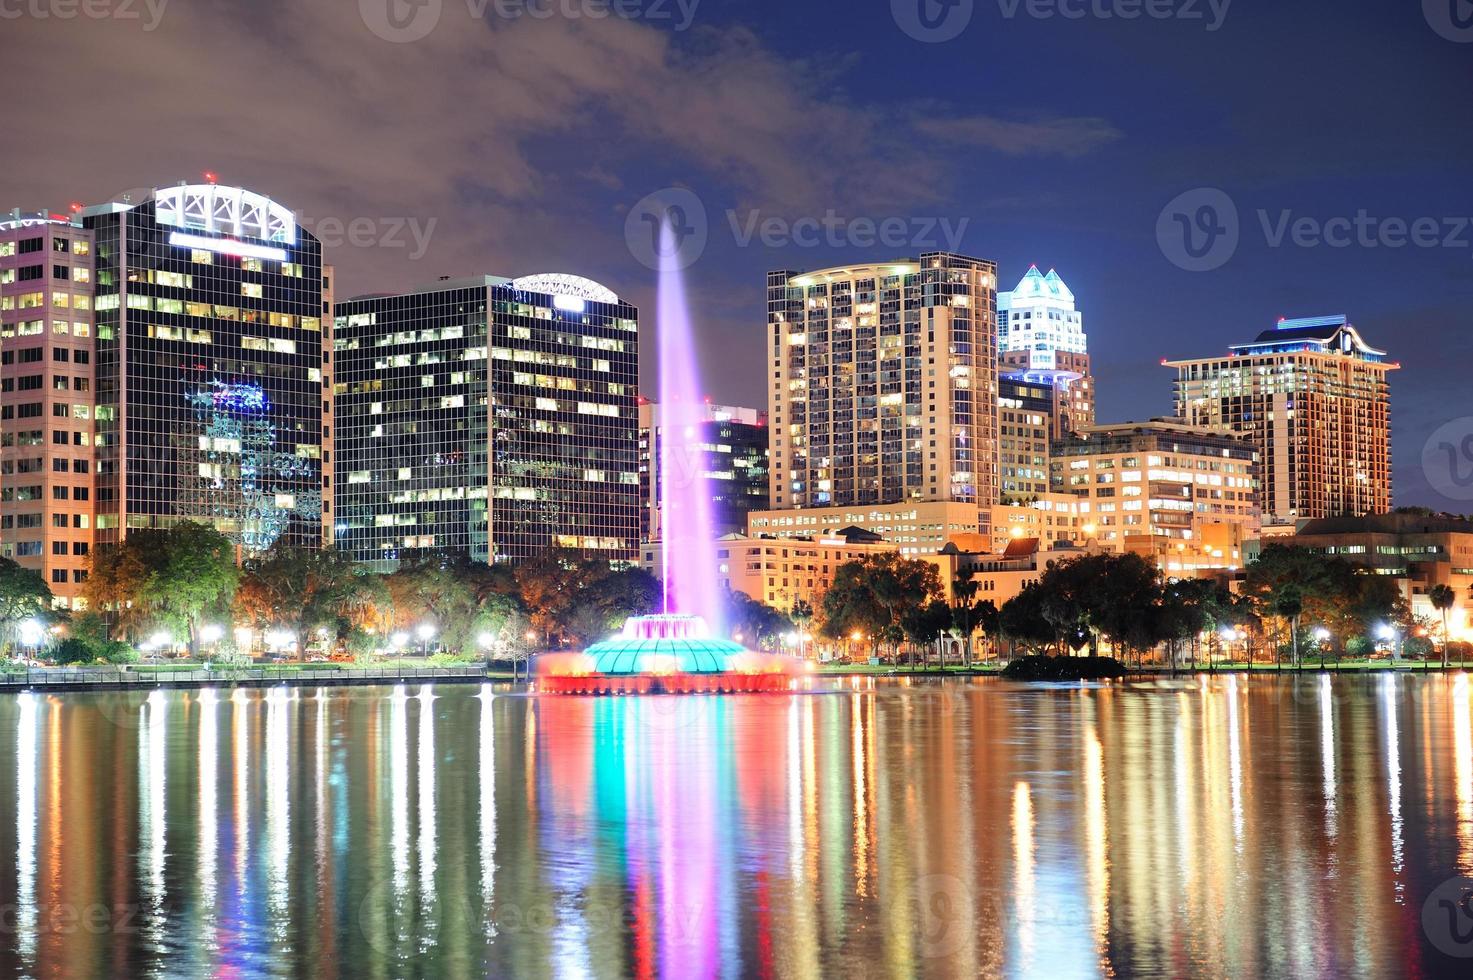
top-left (988, 493), bottom-right (1087, 553)
top-left (1051, 419), bottom-right (1260, 572)
top-left (1166, 316), bottom-right (1396, 524)
top-left (748, 499), bottom-right (984, 556)
top-left (1247, 512), bottom-right (1473, 641)
top-left (640, 527), bottom-right (896, 612)
top-left (0, 214), bottom-right (96, 608)
top-left (766, 253), bottom-right (998, 536)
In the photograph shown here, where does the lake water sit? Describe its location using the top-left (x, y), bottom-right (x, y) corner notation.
top-left (1, 675), bottom-right (1471, 978)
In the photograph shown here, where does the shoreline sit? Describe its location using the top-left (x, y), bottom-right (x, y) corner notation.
top-left (0, 660), bottom-right (1468, 693)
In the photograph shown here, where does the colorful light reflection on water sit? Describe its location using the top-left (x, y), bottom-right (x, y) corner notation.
top-left (1, 676), bottom-right (1473, 977)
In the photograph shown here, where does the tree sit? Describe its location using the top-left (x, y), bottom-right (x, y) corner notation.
top-left (998, 582), bottom-right (1057, 656)
top-left (900, 599), bottom-right (954, 667)
top-left (0, 557), bottom-right (54, 656)
top-left (1429, 583), bottom-right (1456, 668)
top-left (236, 543), bottom-right (373, 659)
top-left (820, 554), bottom-right (943, 661)
top-left (726, 592), bottom-right (793, 651)
top-left (951, 569), bottom-right (982, 666)
top-left (84, 522), bottom-right (239, 654)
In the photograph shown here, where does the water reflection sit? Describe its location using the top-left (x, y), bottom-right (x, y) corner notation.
top-left (0, 676), bottom-right (1472, 977)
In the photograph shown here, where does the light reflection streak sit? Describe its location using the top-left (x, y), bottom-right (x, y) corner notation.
top-left (266, 687), bottom-right (291, 930)
top-left (1012, 781), bottom-right (1035, 962)
top-left (1320, 675), bottom-right (1338, 840)
top-left (1380, 675), bottom-right (1403, 886)
top-left (1226, 675), bottom-right (1244, 848)
top-left (1455, 673), bottom-right (1472, 871)
top-left (16, 692), bottom-right (38, 965)
top-left (232, 688), bottom-right (250, 883)
top-left (478, 685), bottom-right (496, 936)
top-left (416, 687), bottom-right (437, 911)
top-left (142, 691), bottom-right (168, 936)
top-left (390, 684), bottom-right (410, 942)
top-left (198, 688), bottom-right (219, 934)
top-left (1084, 716), bottom-right (1109, 963)
top-left (851, 693), bottom-right (868, 896)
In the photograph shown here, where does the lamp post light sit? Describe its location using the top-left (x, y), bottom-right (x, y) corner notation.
top-left (416, 623), bottom-right (436, 657)
top-left (1313, 627), bottom-right (1331, 669)
top-left (389, 631), bottom-right (409, 658)
top-left (18, 618), bottom-right (44, 661)
top-left (150, 631), bottom-right (173, 659)
top-left (1378, 623), bottom-right (1401, 664)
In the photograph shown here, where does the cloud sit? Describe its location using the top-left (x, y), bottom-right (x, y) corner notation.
top-left (914, 114), bottom-right (1123, 157)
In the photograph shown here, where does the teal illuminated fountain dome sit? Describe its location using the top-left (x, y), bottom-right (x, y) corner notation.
top-left (585, 614), bottom-right (746, 675)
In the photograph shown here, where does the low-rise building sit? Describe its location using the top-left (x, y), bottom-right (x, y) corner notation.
top-left (640, 527), bottom-right (896, 612)
top-left (747, 500), bottom-right (982, 556)
top-left (1249, 512), bottom-right (1473, 639)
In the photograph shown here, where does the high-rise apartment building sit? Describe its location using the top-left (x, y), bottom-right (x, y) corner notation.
top-left (765, 252), bottom-right (998, 534)
top-left (1051, 419), bottom-right (1259, 572)
top-left (333, 273), bottom-right (639, 570)
top-left (638, 400), bottom-right (767, 542)
top-left (1166, 315), bottom-right (1396, 525)
top-left (78, 183), bottom-right (326, 553)
top-left (997, 265), bottom-right (1094, 440)
top-left (0, 213), bottom-right (97, 607)
top-left (997, 376), bottom-right (1052, 502)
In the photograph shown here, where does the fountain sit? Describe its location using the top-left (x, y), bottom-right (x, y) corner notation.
top-left (535, 221), bottom-right (806, 695)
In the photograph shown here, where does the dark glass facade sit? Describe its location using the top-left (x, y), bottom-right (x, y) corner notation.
top-left (334, 275), bottom-right (638, 569)
top-left (82, 186), bottom-right (325, 552)
top-left (81, 186), bottom-right (325, 552)
top-left (639, 402), bottom-right (769, 541)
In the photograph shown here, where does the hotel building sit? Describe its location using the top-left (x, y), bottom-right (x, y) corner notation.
top-left (638, 400), bottom-right (768, 542)
top-left (748, 499), bottom-right (986, 557)
top-left (333, 273), bottom-right (639, 569)
top-left (79, 183), bottom-right (326, 553)
top-left (0, 213), bottom-right (97, 607)
top-left (1051, 419), bottom-right (1260, 573)
top-left (997, 265), bottom-right (1094, 440)
top-left (1166, 315), bottom-right (1395, 524)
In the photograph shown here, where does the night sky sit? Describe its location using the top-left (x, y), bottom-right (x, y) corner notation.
top-left (5, 0), bottom-right (1470, 506)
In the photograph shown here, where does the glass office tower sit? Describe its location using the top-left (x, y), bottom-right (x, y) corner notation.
top-left (333, 273), bottom-right (639, 569)
top-left (80, 184), bottom-right (325, 552)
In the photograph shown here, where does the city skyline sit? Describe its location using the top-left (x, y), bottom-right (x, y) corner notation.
top-left (3, 1), bottom-right (1468, 512)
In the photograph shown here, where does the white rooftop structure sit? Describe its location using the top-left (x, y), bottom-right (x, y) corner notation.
top-left (998, 264), bottom-right (1087, 367)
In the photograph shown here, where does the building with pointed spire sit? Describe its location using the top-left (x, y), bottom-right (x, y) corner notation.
top-left (997, 265), bottom-right (1094, 442)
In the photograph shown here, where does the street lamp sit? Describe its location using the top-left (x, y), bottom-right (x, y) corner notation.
top-left (201, 624), bottom-right (225, 645)
top-left (415, 623), bottom-right (436, 656)
top-left (151, 631), bottom-right (173, 657)
top-left (18, 618), bottom-right (44, 654)
top-left (390, 631), bottom-right (409, 655)
top-left (1378, 623), bottom-right (1401, 663)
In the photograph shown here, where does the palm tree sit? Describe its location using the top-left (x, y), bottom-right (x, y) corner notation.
top-left (1429, 583), bottom-right (1457, 668)
top-left (1273, 586), bottom-right (1304, 668)
top-left (951, 569), bottom-right (981, 667)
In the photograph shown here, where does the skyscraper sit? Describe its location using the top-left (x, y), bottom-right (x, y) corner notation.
top-left (333, 273), bottom-right (639, 569)
top-left (79, 183), bottom-right (326, 553)
top-left (997, 265), bottom-right (1094, 440)
top-left (638, 400), bottom-right (768, 542)
top-left (0, 212), bottom-right (97, 607)
top-left (765, 252), bottom-right (998, 533)
top-left (1166, 315), bottom-right (1396, 524)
